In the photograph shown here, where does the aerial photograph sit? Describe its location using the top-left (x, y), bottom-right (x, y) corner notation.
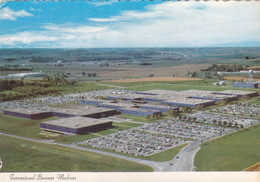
top-left (0, 0), bottom-right (259, 177)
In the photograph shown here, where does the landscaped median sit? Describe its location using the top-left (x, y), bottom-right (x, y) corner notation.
top-left (194, 123), bottom-right (260, 171)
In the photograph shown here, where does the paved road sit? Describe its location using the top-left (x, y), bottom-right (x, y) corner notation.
top-left (164, 142), bottom-right (201, 171)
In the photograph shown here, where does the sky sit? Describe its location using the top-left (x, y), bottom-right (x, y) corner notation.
top-left (0, 1), bottom-right (259, 48)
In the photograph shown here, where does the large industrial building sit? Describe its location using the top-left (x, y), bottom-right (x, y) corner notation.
top-left (3, 105), bottom-right (120, 120)
top-left (3, 109), bottom-right (52, 120)
top-left (48, 105), bottom-right (120, 118)
top-left (213, 90), bottom-right (259, 98)
top-left (232, 82), bottom-right (260, 89)
top-left (40, 116), bottom-right (112, 134)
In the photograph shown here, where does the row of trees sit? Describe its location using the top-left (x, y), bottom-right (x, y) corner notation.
top-left (201, 64), bottom-right (248, 72)
top-left (0, 76), bottom-right (76, 102)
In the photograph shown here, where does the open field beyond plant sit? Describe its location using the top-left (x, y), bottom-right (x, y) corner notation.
top-left (224, 76), bottom-right (260, 82)
top-left (124, 83), bottom-right (260, 93)
top-left (0, 135), bottom-right (153, 172)
top-left (194, 124), bottom-right (260, 171)
top-left (105, 77), bottom-right (202, 83)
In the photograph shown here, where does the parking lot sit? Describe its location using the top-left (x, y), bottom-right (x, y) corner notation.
top-left (186, 111), bottom-right (258, 127)
top-left (211, 103), bottom-right (260, 118)
top-left (80, 119), bottom-right (231, 157)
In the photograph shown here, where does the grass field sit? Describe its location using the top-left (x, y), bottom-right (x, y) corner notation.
top-left (194, 124), bottom-right (260, 171)
top-left (0, 135), bottom-right (153, 172)
top-left (55, 122), bottom-right (143, 144)
top-left (125, 83), bottom-right (260, 93)
top-left (146, 143), bottom-right (188, 162)
top-left (0, 113), bottom-right (58, 139)
top-left (105, 77), bottom-right (202, 83)
top-left (103, 79), bottom-right (218, 87)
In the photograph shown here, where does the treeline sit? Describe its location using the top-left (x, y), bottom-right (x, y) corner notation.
top-left (0, 67), bottom-right (32, 71)
top-left (201, 64), bottom-right (248, 72)
top-left (0, 76), bottom-right (76, 102)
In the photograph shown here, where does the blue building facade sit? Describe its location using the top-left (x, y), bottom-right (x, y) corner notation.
top-left (232, 82), bottom-right (260, 89)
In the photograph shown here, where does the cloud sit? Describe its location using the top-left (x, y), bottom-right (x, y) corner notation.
top-left (0, 2), bottom-right (259, 47)
top-left (30, 7), bottom-right (42, 12)
top-left (0, 7), bottom-right (33, 21)
top-left (88, 0), bottom-right (118, 7)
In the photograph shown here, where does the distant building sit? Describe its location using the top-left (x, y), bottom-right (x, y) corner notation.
top-left (232, 82), bottom-right (260, 89)
top-left (219, 81), bottom-right (226, 85)
top-left (214, 81), bottom-right (226, 86)
top-left (8, 71), bottom-right (46, 78)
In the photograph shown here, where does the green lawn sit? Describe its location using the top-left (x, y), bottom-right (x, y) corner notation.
top-left (146, 143), bottom-right (188, 162)
top-left (194, 124), bottom-right (260, 171)
top-left (102, 79), bottom-right (219, 87)
top-left (0, 135), bottom-right (153, 172)
top-left (55, 122), bottom-right (143, 144)
top-left (124, 82), bottom-right (260, 93)
top-left (0, 113), bottom-right (58, 139)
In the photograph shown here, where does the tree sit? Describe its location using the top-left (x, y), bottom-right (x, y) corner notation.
top-left (213, 119), bottom-right (217, 124)
top-left (228, 122), bottom-right (233, 127)
top-left (146, 115), bottom-right (152, 120)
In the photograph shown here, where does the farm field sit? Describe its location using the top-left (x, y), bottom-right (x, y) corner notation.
top-left (0, 135), bottom-right (153, 172)
top-left (105, 77), bottom-right (202, 83)
top-left (194, 124), bottom-right (260, 171)
top-left (97, 64), bottom-right (210, 79)
top-left (124, 82), bottom-right (260, 93)
top-left (224, 76), bottom-right (260, 82)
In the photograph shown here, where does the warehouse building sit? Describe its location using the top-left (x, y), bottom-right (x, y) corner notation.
top-left (3, 109), bottom-right (52, 120)
top-left (48, 105), bottom-right (120, 119)
top-left (213, 90), bottom-right (258, 98)
top-left (162, 98), bottom-right (215, 108)
top-left (119, 107), bottom-right (162, 117)
top-left (3, 105), bottom-right (120, 120)
top-left (40, 116), bottom-right (112, 134)
top-left (232, 82), bottom-right (260, 89)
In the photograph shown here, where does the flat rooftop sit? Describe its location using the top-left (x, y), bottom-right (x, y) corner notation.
top-left (163, 98), bottom-right (214, 105)
top-left (3, 108), bottom-right (50, 115)
top-left (214, 90), bottom-right (258, 96)
top-left (47, 105), bottom-right (116, 116)
top-left (41, 116), bottom-right (112, 129)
